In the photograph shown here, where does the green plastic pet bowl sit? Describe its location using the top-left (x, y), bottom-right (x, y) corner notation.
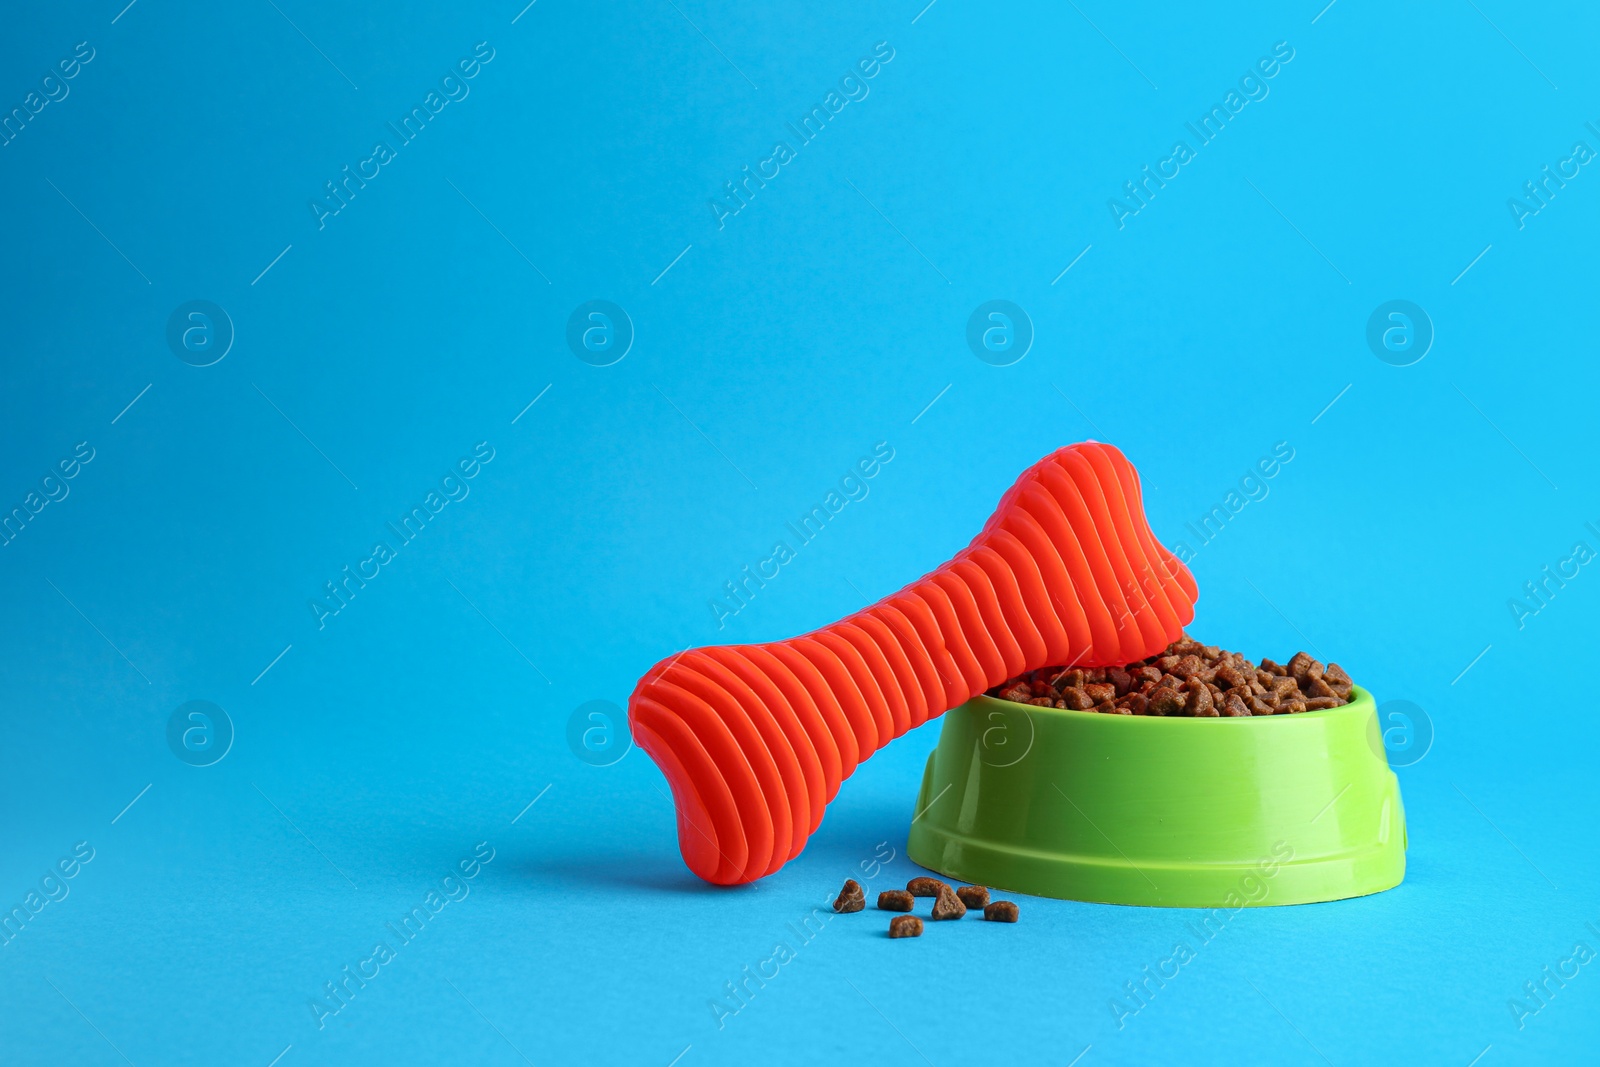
top-left (906, 686), bottom-right (1405, 907)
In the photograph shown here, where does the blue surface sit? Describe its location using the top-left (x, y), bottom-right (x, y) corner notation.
top-left (3, 2), bottom-right (1597, 1064)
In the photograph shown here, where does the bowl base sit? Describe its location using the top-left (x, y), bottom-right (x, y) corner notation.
top-left (908, 814), bottom-right (1405, 908)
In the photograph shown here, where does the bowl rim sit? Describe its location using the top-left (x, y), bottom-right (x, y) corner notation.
top-left (972, 683), bottom-right (1372, 724)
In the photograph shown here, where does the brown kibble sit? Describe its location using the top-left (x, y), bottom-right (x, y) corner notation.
top-left (1058, 685), bottom-right (1095, 711)
top-left (956, 885), bottom-right (990, 909)
top-left (1215, 664), bottom-right (1250, 690)
top-left (1287, 651), bottom-right (1324, 683)
top-left (1171, 654), bottom-right (1204, 679)
top-left (1148, 686), bottom-right (1184, 717)
top-left (1050, 668), bottom-right (1086, 690)
top-left (888, 915), bottom-right (924, 938)
top-left (1304, 676), bottom-right (1337, 699)
top-left (878, 889), bottom-right (914, 912)
top-left (930, 885), bottom-right (967, 920)
top-left (987, 647), bottom-right (1355, 727)
top-left (983, 901), bottom-right (1019, 922)
top-left (906, 876), bottom-right (950, 898)
top-left (1183, 679), bottom-right (1217, 717)
top-left (1324, 663), bottom-right (1354, 698)
top-left (833, 879), bottom-right (865, 913)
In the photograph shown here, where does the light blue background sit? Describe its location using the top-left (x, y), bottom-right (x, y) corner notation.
top-left (3, 1), bottom-right (1597, 1064)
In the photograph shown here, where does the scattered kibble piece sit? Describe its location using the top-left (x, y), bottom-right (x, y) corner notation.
top-left (986, 636), bottom-right (1355, 718)
top-left (906, 876), bottom-right (950, 898)
top-left (889, 915), bottom-right (924, 938)
top-left (877, 889), bottom-right (914, 912)
top-left (956, 885), bottom-right (990, 909)
top-left (930, 885), bottom-right (967, 920)
top-left (983, 901), bottom-right (1019, 922)
top-left (832, 878), bottom-right (865, 913)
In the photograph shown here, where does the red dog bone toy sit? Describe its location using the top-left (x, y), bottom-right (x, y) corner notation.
top-left (628, 442), bottom-right (1197, 884)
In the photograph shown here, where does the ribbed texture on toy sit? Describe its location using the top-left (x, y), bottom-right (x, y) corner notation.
top-left (628, 442), bottom-right (1197, 884)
